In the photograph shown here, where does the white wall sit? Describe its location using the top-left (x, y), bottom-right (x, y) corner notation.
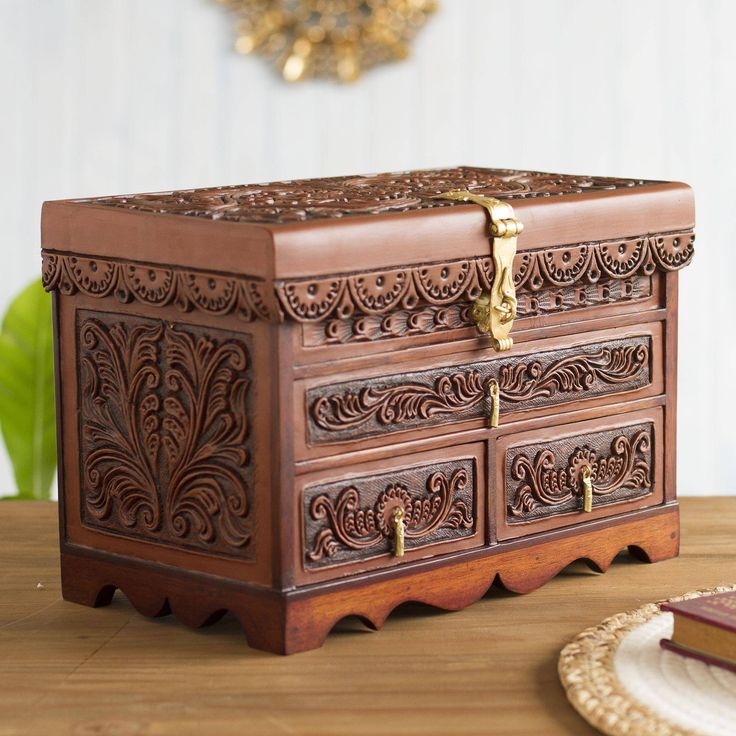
top-left (1, 0), bottom-right (733, 496)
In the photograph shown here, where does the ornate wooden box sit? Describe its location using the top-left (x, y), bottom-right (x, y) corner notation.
top-left (41, 167), bottom-right (695, 654)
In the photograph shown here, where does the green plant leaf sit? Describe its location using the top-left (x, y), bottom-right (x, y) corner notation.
top-left (0, 279), bottom-right (56, 499)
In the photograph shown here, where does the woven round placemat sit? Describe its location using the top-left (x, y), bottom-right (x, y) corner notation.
top-left (558, 585), bottom-right (736, 736)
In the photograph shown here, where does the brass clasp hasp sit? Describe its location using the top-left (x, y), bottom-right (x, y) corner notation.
top-left (436, 191), bottom-right (522, 352)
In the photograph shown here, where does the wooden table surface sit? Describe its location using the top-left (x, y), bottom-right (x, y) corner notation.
top-left (1, 498), bottom-right (734, 736)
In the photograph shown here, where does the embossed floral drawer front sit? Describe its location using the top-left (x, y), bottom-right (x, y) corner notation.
top-left (296, 445), bottom-right (484, 582)
top-left (496, 408), bottom-right (664, 541)
top-left (301, 325), bottom-right (662, 452)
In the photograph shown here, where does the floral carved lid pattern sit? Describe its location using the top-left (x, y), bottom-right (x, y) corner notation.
top-left (76, 167), bottom-right (658, 225)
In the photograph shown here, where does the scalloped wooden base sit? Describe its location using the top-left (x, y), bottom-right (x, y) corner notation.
top-left (60, 505), bottom-right (679, 655)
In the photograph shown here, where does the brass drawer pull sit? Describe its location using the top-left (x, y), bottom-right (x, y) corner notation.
top-left (581, 465), bottom-right (593, 513)
top-left (488, 378), bottom-right (500, 428)
top-left (436, 191), bottom-right (522, 352)
top-left (392, 507), bottom-right (405, 557)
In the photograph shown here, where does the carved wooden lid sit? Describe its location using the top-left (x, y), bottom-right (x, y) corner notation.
top-left (72, 167), bottom-right (662, 225)
top-left (42, 166), bottom-right (695, 284)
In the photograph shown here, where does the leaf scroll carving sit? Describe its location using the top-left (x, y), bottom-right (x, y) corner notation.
top-left (506, 423), bottom-right (653, 521)
top-left (162, 327), bottom-right (251, 549)
top-left (497, 343), bottom-right (650, 403)
top-left (80, 319), bottom-right (163, 532)
top-left (311, 371), bottom-right (487, 432)
top-left (304, 461), bottom-right (475, 568)
top-left (78, 312), bottom-right (253, 556)
top-left (308, 338), bottom-right (650, 443)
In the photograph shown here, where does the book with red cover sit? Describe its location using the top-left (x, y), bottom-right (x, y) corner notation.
top-left (660, 591), bottom-right (736, 674)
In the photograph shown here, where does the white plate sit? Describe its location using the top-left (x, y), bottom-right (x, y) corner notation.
top-left (559, 585), bottom-right (736, 736)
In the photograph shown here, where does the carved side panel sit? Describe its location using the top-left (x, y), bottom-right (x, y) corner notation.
top-left (77, 311), bottom-right (254, 557)
top-left (307, 336), bottom-right (651, 444)
top-left (505, 422), bottom-right (654, 523)
top-left (303, 458), bottom-right (476, 569)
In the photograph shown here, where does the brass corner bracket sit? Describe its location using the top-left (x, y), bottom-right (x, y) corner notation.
top-left (437, 190), bottom-right (523, 351)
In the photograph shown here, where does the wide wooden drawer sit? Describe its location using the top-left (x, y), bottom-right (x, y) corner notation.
top-left (298, 323), bottom-right (662, 456)
top-left (294, 248), bottom-right (666, 364)
top-left (294, 444), bottom-right (485, 584)
top-left (496, 408), bottom-right (664, 540)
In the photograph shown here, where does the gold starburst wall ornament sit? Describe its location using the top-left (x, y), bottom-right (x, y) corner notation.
top-left (216, 0), bottom-right (438, 83)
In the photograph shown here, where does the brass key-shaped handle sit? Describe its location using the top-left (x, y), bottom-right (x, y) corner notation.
top-left (581, 465), bottom-right (593, 513)
top-left (488, 378), bottom-right (500, 428)
top-left (392, 507), bottom-right (405, 557)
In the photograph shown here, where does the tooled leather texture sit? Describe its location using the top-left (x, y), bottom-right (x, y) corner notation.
top-left (42, 231), bottom-right (692, 326)
top-left (76, 167), bottom-right (657, 224)
top-left (506, 422), bottom-right (654, 522)
top-left (77, 310), bottom-right (254, 557)
top-left (302, 275), bottom-right (653, 346)
top-left (307, 337), bottom-right (651, 443)
top-left (42, 252), bottom-right (277, 321)
top-left (303, 458), bottom-right (476, 569)
top-left (275, 232), bottom-right (692, 323)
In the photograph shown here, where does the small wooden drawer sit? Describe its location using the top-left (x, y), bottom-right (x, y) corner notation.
top-left (299, 324), bottom-right (662, 453)
top-left (295, 444), bottom-right (485, 583)
top-left (496, 408), bottom-right (664, 541)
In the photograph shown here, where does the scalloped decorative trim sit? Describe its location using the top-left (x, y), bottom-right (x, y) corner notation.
top-left (42, 230), bottom-right (693, 324)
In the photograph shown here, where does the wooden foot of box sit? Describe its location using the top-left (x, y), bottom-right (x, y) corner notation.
top-left (61, 505), bottom-right (678, 655)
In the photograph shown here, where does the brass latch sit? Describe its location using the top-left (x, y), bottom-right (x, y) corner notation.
top-left (436, 191), bottom-right (522, 352)
top-left (392, 507), bottom-right (405, 557)
top-left (581, 465), bottom-right (593, 513)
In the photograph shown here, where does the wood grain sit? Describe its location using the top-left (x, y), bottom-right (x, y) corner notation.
top-left (1, 497), bottom-right (733, 736)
